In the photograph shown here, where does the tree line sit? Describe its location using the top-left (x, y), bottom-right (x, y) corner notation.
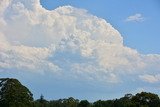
top-left (0, 78), bottom-right (160, 107)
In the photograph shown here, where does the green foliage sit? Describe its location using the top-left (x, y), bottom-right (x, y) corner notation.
top-left (33, 94), bottom-right (49, 107)
top-left (0, 78), bottom-right (33, 107)
top-left (132, 92), bottom-right (160, 107)
top-left (62, 97), bottom-right (79, 107)
top-left (33, 97), bottom-right (79, 107)
top-left (78, 100), bottom-right (90, 107)
top-left (92, 92), bottom-right (160, 107)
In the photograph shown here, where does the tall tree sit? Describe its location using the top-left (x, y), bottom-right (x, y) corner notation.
top-left (131, 92), bottom-right (160, 107)
top-left (34, 94), bottom-right (49, 107)
top-left (0, 78), bottom-right (33, 107)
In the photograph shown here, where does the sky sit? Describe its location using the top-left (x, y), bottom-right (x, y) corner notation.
top-left (0, 0), bottom-right (160, 101)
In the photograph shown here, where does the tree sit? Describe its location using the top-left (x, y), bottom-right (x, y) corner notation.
top-left (0, 78), bottom-right (33, 107)
top-left (78, 100), bottom-right (90, 107)
top-left (131, 92), bottom-right (160, 107)
top-left (34, 94), bottom-right (49, 107)
top-left (49, 99), bottom-right (63, 107)
top-left (93, 100), bottom-right (106, 107)
top-left (117, 94), bottom-right (136, 107)
top-left (62, 97), bottom-right (79, 107)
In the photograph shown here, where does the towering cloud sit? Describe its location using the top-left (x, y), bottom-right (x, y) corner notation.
top-left (0, 0), bottom-right (160, 83)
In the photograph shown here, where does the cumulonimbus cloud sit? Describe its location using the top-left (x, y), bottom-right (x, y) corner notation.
top-left (0, 0), bottom-right (160, 83)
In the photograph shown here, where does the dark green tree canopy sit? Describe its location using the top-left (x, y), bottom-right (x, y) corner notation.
top-left (0, 78), bottom-right (33, 107)
top-left (132, 92), bottom-right (160, 107)
top-left (78, 100), bottom-right (90, 107)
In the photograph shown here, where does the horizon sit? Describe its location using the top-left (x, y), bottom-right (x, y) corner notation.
top-left (0, 0), bottom-right (160, 102)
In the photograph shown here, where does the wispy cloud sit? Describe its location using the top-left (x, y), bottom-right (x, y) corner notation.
top-left (139, 74), bottom-right (160, 83)
top-left (125, 13), bottom-right (145, 22)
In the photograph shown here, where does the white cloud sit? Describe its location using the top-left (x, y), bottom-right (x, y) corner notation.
top-left (125, 13), bottom-right (145, 22)
top-left (71, 63), bottom-right (120, 83)
top-left (0, 37), bottom-right (59, 73)
top-left (0, 0), bottom-right (160, 84)
top-left (139, 74), bottom-right (160, 83)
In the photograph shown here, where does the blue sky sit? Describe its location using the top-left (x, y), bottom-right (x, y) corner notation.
top-left (0, 0), bottom-right (160, 101)
top-left (41, 0), bottom-right (160, 54)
